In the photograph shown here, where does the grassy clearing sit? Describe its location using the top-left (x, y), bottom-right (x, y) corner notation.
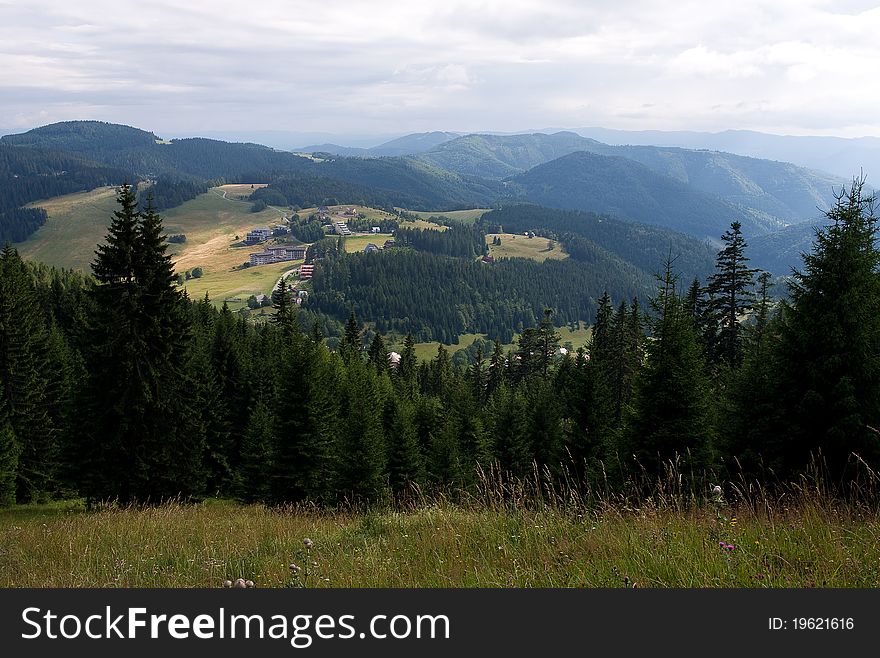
top-left (216, 183), bottom-right (268, 200)
top-left (391, 325), bottom-right (591, 363)
top-left (398, 219), bottom-right (449, 231)
top-left (486, 233), bottom-right (568, 263)
top-left (19, 187), bottom-right (119, 270)
top-left (386, 333), bottom-right (488, 362)
top-left (2, 490), bottom-right (878, 588)
top-left (403, 208), bottom-right (490, 224)
top-left (556, 323), bottom-right (592, 351)
top-left (343, 234), bottom-right (394, 253)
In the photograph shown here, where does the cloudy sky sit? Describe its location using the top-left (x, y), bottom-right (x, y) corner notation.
top-left (2, 0), bottom-right (880, 139)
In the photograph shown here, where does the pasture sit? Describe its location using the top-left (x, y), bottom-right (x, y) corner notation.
top-left (403, 208), bottom-right (490, 224)
top-left (486, 233), bottom-right (569, 263)
top-left (19, 187), bottom-right (120, 270)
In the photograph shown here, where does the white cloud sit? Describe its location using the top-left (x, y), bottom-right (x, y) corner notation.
top-left (1, 0), bottom-right (880, 136)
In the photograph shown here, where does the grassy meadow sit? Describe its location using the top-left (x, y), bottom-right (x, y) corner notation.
top-left (19, 187), bottom-right (119, 270)
top-left (393, 324), bottom-right (592, 362)
top-left (2, 484), bottom-right (878, 588)
top-left (486, 232), bottom-right (569, 263)
top-left (404, 208), bottom-right (490, 224)
top-left (342, 234), bottom-right (394, 253)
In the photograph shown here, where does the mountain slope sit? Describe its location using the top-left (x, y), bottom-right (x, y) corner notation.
top-left (417, 132), bottom-right (843, 226)
top-left (507, 151), bottom-right (763, 239)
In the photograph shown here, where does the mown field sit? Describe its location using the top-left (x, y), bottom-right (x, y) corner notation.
top-left (19, 187), bottom-right (120, 270)
top-left (404, 208), bottom-right (490, 224)
top-left (486, 233), bottom-right (568, 263)
top-left (2, 490), bottom-right (877, 588)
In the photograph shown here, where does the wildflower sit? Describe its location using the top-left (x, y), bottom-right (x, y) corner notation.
top-left (222, 580), bottom-right (232, 588)
top-left (726, 543), bottom-right (735, 551)
top-left (303, 538), bottom-right (314, 550)
top-left (289, 563), bottom-right (301, 574)
top-left (719, 541), bottom-right (726, 548)
top-left (712, 485), bottom-right (722, 496)
top-left (233, 578), bottom-right (247, 588)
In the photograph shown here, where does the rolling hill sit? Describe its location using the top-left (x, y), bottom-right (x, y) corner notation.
top-left (506, 151), bottom-right (764, 239)
top-left (416, 132), bottom-right (843, 227)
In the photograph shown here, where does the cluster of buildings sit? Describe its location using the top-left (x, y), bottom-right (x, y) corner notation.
top-left (333, 221), bottom-right (352, 236)
top-left (249, 244), bottom-right (307, 266)
top-left (245, 227), bottom-right (272, 244)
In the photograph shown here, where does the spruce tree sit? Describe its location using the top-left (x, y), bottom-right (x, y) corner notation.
top-left (237, 399), bottom-right (276, 503)
top-left (386, 399), bottom-right (426, 494)
top-left (0, 244), bottom-right (57, 501)
top-left (624, 259), bottom-right (715, 476)
top-left (771, 179), bottom-right (880, 478)
top-left (82, 185), bottom-right (202, 503)
top-left (705, 222), bottom-right (758, 368)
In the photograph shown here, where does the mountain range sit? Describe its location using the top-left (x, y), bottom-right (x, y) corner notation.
top-left (1, 120), bottom-right (859, 274)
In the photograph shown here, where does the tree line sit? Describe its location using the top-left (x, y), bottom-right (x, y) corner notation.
top-left (0, 180), bottom-right (878, 507)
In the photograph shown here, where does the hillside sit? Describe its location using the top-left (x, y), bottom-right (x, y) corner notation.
top-left (416, 132), bottom-right (843, 226)
top-left (484, 205), bottom-right (716, 284)
top-left (299, 131), bottom-right (459, 157)
top-left (507, 152), bottom-right (763, 239)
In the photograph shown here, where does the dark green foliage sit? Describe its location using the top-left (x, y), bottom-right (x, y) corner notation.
top-left (483, 205), bottom-right (715, 284)
top-left (394, 224), bottom-right (485, 258)
top-left (80, 186), bottom-right (204, 503)
top-left (704, 222), bottom-right (759, 368)
top-left (386, 399), bottom-right (426, 494)
top-left (139, 178), bottom-right (210, 212)
top-left (0, 244), bottom-right (58, 501)
top-left (0, 422), bottom-right (18, 506)
top-left (769, 179), bottom-right (880, 479)
top-left (309, 247), bottom-right (645, 343)
top-left (624, 260), bottom-right (715, 475)
top-left (237, 400), bottom-right (275, 502)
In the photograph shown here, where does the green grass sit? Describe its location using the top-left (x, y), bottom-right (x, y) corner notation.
top-left (386, 333), bottom-right (488, 362)
top-left (2, 491), bottom-right (878, 587)
top-left (398, 219), bottom-right (449, 231)
top-left (343, 234), bottom-right (394, 253)
top-left (486, 233), bottom-right (568, 263)
top-left (389, 326), bottom-right (591, 363)
top-left (403, 209), bottom-right (490, 224)
top-left (18, 187), bottom-right (120, 270)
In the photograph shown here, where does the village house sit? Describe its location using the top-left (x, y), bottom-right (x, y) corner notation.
top-left (364, 243), bottom-right (379, 253)
top-left (298, 264), bottom-right (315, 279)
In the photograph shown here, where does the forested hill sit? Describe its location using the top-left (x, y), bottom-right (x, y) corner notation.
top-left (416, 131), bottom-right (843, 226)
top-left (507, 152), bottom-right (765, 239)
top-left (0, 141), bottom-right (131, 243)
top-left (485, 205), bottom-right (716, 283)
top-left (0, 121), bottom-right (500, 217)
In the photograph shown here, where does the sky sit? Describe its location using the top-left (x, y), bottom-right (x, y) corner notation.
top-left (2, 0), bottom-right (880, 140)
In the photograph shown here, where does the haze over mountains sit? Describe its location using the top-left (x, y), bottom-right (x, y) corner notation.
top-left (1, 120), bottom-right (867, 276)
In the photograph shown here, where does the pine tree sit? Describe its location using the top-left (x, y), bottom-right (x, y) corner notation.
top-left (0, 380), bottom-right (19, 506)
top-left (705, 222), bottom-right (758, 368)
top-left (0, 244), bottom-right (57, 501)
top-left (82, 185), bottom-right (203, 503)
top-left (237, 399), bottom-right (276, 503)
top-left (624, 259), bottom-right (715, 476)
top-left (386, 399), bottom-right (426, 495)
top-left (367, 333), bottom-right (389, 374)
top-left (771, 179), bottom-right (880, 479)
